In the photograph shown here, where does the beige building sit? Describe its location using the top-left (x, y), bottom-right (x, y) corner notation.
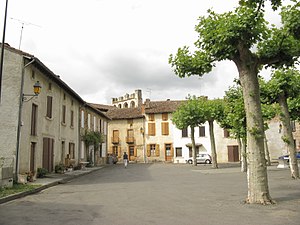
top-left (0, 44), bottom-right (108, 187)
top-left (79, 104), bottom-right (110, 166)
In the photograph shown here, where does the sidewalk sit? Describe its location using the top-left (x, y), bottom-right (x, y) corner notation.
top-left (0, 166), bottom-right (104, 204)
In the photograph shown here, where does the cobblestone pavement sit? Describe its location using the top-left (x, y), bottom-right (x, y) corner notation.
top-left (0, 163), bottom-right (299, 225)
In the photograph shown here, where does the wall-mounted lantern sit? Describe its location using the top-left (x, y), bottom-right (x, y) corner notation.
top-left (23, 81), bottom-right (42, 101)
top-left (140, 127), bottom-right (144, 135)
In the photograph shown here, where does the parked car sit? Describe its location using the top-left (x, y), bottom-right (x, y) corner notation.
top-left (278, 151), bottom-right (300, 162)
top-left (187, 153), bottom-right (212, 164)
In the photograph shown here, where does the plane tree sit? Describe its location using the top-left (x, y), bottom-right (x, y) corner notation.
top-left (221, 85), bottom-right (247, 171)
top-left (169, 0), bottom-right (300, 204)
top-left (260, 68), bottom-right (300, 178)
top-left (172, 97), bottom-right (206, 166)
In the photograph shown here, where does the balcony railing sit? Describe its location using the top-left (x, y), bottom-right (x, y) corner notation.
top-left (126, 136), bottom-right (135, 143)
top-left (111, 137), bottom-right (120, 144)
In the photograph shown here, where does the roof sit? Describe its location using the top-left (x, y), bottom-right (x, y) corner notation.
top-left (144, 100), bottom-right (186, 114)
top-left (2, 43), bottom-right (85, 104)
top-left (89, 103), bottom-right (117, 112)
top-left (86, 103), bottom-right (111, 120)
top-left (106, 107), bottom-right (144, 120)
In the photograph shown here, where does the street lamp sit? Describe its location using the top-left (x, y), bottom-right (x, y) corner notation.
top-left (15, 80), bottom-right (42, 181)
top-left (22, 81), bottom-right (42, 101)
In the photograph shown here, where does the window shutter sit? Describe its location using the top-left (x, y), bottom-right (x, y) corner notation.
top-left (46, 96), bottom-right (53, 118)
top-left (134, 147), bottom-right (137, 157)
top-left (147, 144), bottom-right (151, 157)
top-left (162, 113), bottom-right (168, 121)
top-left (162, 122), bottom-right (169, 135)
top-left (148, 123), bottom-right (156, 136)
top-left (118, 146), bottom-right (121, 158)
top-left (170, 145), bottom-right (174, 157)
top-left (155, 144), bottom-right (160, 156)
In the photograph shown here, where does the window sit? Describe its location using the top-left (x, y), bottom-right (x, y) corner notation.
top-left (148, 123), bottom-right (156, 136)
top-left (104, 121), bottom-right (107, 135)
top-left (31, 104), bottom-right (38, 136)
top-left (124, 102), bottom-right (128, 108)
top-left (88, 113), bottom-right (91, 129)
top-left (224, 129), bottom-right (230, 138)
top-left (127, 129), bottom-right (134, 143)
top-left (165, 144), bottom-right (172, 156)
top-left (146, 144), bottom-right (156, 156)
top-left (70, 110), bottom-right (74, 127)
top-left (176, 147), bottom-right (182, 157)
top-left (162, 113), bottom-right (168, 121)
top-left (48, 83), bottom-right (52, 90)
top-left (99, 119), bottom-right (102, 132)
top-left (150, 144), bottom-right (156, 156)
top-left (46, 96), bottom-right (53, 118)
top-left (112, 130), bottom-right (119, 143)
top-left (161, 122), bottom-right (169, 135)
top-left (63, 93), bottom-right (66, 100)
top-left (148, 114), bottom-right (155, 121)
top-left (182, 127), bottom-right (188, 137)
top-left (80, 141), bottom-right (85, 159)
top-left (69, 143), bottom-right (75, 159)
top-left (130, 101), bottom-right (135, 108)
top-left (81, 110), bottom-right (84, 128)
top-left (94, 116), bottom-right (96, 131)
top-left (199, 126), bottom-right (205, 137)
top-left (62, 105), bottom-right (66, 124)
top-left (129, 146), bottom-right (135, 157)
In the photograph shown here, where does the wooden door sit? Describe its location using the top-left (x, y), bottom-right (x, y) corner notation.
top-left (43, 138), bottom-right (54, 172)
top-left (165, 143), bottom-right (173, 162)
top-left (228, 145), bottom-right (239, 162)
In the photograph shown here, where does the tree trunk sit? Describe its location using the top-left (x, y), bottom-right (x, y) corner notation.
top-left (240, 138), bottom-right (248, 172)
top-left (278, 92), bottom-right (299, 179)
top-left (208, 120), bottom-right (218, 168)
top-left (235, 54), bottom-right (273, 204)
top-left (191, 126), bottom-right (197, 166)
top-left (264, 136), bottom-right (271, 166)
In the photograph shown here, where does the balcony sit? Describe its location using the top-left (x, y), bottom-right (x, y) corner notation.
top-left (111, 137), bottom-right (120, 144)
top-left (126, 136), bottom-right (135, 144)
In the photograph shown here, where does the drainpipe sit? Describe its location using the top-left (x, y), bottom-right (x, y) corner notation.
top-left (15, 57), bottom-right (35, 181)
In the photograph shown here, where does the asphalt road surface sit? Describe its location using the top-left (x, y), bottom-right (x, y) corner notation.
top-left (0, 163), bottom-right (299, 225)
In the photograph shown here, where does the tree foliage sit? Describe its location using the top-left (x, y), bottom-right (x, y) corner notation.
top-left (169, 0), bottom-right (300, 204)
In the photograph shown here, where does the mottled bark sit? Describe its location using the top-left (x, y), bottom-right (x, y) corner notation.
top-left (264, 136), bottom-right (271, 166)
top-left (208, 120), bottom-right (218, 168)
top-left (234, 46), bottom-right (273, 204)
top-left (278, 93), bottom-right (299, 179)
top-left (191, 126), bottom-right (197, 166)
top-left (240, 138), bottom-right (248, 172)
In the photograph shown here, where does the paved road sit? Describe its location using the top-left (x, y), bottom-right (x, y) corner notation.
top-left (0, 163), bottom-right (299, 225)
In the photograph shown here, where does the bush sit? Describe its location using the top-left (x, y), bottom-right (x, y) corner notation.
top-left (37, 168), bottom-right (48, 178)
top-left (55, 164), bottom-right (65, 173)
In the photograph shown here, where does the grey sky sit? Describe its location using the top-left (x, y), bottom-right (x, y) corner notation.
top-left (1, 0), bottom-right (281, 104)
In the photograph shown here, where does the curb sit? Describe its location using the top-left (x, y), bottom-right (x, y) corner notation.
top-left (0, 166), bottom-right (104, 204)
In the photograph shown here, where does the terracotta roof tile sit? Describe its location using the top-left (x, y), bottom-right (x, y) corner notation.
top-left (106, 107), bottom-right (144, 120)
top-left (145, 100), bottom-right (186, 114)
